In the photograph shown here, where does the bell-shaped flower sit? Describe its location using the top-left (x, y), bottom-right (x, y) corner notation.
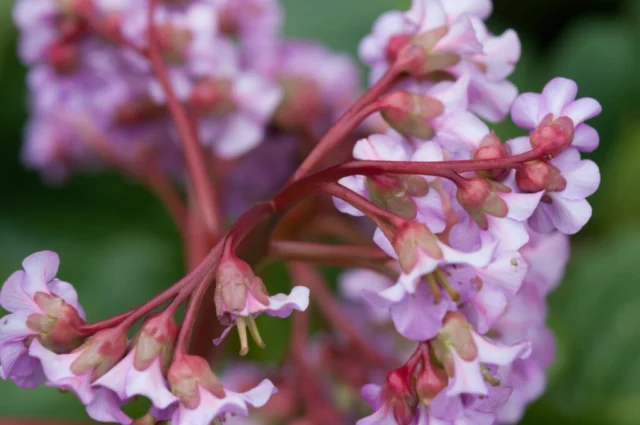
top-left (0, 251), bottom-right (85, 388)
top-left (510, 77), bottom-right (602, 152)
top-left (29, 328), bottom-right (131, 424)
top-left (94, 313), bottom-right (179, 411)
top-left (164, 353), bottom-right (276, 425)
top-left (213, 251), bottom-right (309, 355)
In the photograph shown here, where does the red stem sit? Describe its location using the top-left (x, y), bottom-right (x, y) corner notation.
top-left (290, 65), bottom-right (402, 181)
top-left (147, 0), bottom-right (223, 239)
top-left (269, 241), bottom-right (390, 263)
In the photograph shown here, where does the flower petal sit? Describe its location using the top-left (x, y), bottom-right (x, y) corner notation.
top-left (390, 284), bottom-right (447, 341)
top-left (266, 286), bottom-right (310, 318)
top-left (446, 352), bottom-right (486, 396)
top-left (571, 124), bottom-right (599, 152)
top-left (48, 279), bottom-right (85, 320)
top-left (561, 159), bottom-right (600, 200)
top-left (334, 176), bottom-right (367, 217)
top-left (236, 378), bottom-right (276, 408)
top-left (563, 97), bottom-right (602, 126)
top-left (86, 388), bottom-right (132, 425)
top-left (0, 271), bottom-right (38, 314)
top-left (471, 332), bottom-right (531, 365)
top-left (545, 195), bottom-right (593, 235)
top-left (215, 115), bottom-right (263, 159)
top-left (0, 314), bottom-right (33, 345)
top-left (540, 78), bottom-right (577, 118)
top-left (510, 93), bottom-right (541, 129)
top-left (21, 251), bottom-right (59, 296)
top-left (353, 134), bottom-right (410, 161)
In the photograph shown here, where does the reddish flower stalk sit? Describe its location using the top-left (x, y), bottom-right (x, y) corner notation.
top-left (146, 0), bottom-right (223, 240)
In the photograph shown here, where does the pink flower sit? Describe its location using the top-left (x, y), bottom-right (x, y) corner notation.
top-left (511, 77), bottom-right (602, 152)
top-left (29, 333), bottom-right (132, 424)
top-left (0, 251), bottom-right (85, 388)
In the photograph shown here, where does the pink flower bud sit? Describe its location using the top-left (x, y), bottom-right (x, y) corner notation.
top-left (515, 161), bottom-right (567, 193)
top-left (274, 76), bottom-right (323, 131)
top-left (190, 78), bottom-right (235, 115)
top-left (415, 352), bottom-right (448, 406)
top-left (474, 133), bottom-right (511, 181)
top-left (28, 291), bottom-right (85, 353)
top-left (382, 367), bottom-right (418, 425)
top-left (530, 114), bottom-right (575, 155)
top-left (380, 91), bottom-right (445, 140)
top-left (168, 353), bottom-right (226, 409)
top-left (392, 221), bottom-right (443, 274)
top-left (402, 26), bottom-right (461, 76)
top-left (385, 34), bottom-right (413, 63)
top-left (456, 178), bottom-right (509, 230)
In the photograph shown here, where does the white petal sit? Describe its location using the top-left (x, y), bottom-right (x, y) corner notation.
top-left (353, 134), bottom-right (410, 161)
top-left (266, 286), bottom-right (310, 318)
top-left (236, 378), bottom-right (276, 408)
top-left (446, 352), bottom-right (487, 396)
top-left (215, 115), bottom-right (263, 158)
top-left (334, 176), bottom-right (367, 217)
top-left (471, 332), bottom-right (531, 365)
top-left (438, 233), bottom-right (496, 268)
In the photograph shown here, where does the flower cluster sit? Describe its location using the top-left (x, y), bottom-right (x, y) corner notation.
top-left (330, 1), bottom-right (601, 423)
top-left (3, 0), bottom-right (603, 424)
top-left (15, 0), bottom-right (359, 215)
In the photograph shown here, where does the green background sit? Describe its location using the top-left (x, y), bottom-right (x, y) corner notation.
top-left (1, 0), bottom-right (640, 423)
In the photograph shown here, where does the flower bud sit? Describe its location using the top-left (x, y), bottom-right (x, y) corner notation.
top-left (69, 328), bottom-right (128, 381)
top-left (392, 221), bottom-right (443, 274)
top-left (27, 292), bottom-right (85, 353)
top-left (530, 114), bottom-right (574, 155)
top-left (399, 27), bottom-right (460, 77)
top-left (515, 160), bottom-right (567, 193)
top-left (156, 24), bottom-right (193, 64)
top-left (133, 313), bottom-right (178, 372)
top-left (168, 353), bottom-right (225, 409)
top-left (456, 178), bottom-right (509, 230)
top-left (474, 133), bottom-right (511, 181)
top-left (274, 76), bottom-right (322, 131)
top-left (380, 91), bottom-right (444, 140)
top-left (385, 34), bottom-right (413, 63)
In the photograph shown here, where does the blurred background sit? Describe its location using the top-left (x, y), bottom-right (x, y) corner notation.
top-left (1, 0), bottom-right (639, 423)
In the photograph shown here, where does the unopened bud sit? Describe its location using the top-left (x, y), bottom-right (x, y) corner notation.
top-left (156, 24), bottom-right (193, 64)
top-left (515, 160), bottom-right (567, 193)
top-left (380, 91), bottom-right (444, 140)
top-left (399, 27), bottom-right (460, 77)
top-left (456, 178), bottom-right (509, 230)
top-left (474, 133), bottom-right (511, 181)
top-left (133, 313), bottom-right (178, 372)
top-left (386, 34), bottom-right (413, 63)
top-left (382, 367), bottom-right (418, 425)
top-left (70, 328), bottom-right (128, 381)
top-left (392, 221), bottom-right (443, 274)
top-left (274, 76), bottom-right (322, 131)
top-left (168, 353), bottom-right (225, 409)
top-left (47, 41), bottom-right (79, 74)
top-left (530, 114), bottom-right (574, 155)
top-left (29, 292), bottom-right (85, 353)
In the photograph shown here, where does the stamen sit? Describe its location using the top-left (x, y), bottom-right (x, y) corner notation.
top-left (426, 273), bottom-right (441, 302)
top-left (236, 317), bottom-right (249, 356)
top-left (435, 269), bottom-right (460, 302)
top-left (480, 364), bottom-right (500, 387)
top-left (247, 316), bottom-right (266, 349)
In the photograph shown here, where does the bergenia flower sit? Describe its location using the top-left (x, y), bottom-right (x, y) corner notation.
top-left (511, 77), bottom-right (602, 152)
top-left (0, 251), bottom-right (86, 388)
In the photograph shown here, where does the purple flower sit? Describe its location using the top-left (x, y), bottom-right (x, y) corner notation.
top-left (511, 77), bottom-right (602, 152)
top-left (0, 251), bottom-right (86, 388)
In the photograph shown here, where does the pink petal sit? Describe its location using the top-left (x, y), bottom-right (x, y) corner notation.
top-left (469, 77), bottom-right (518, 123)
top-left (361, 383), bottom-right (383, 410)
top-left (373, 228), bottom-right (398, 259)
top-left (506, 136), bottom-right (532, 155)
top-left (479, 28), bottom-right (521, 80)
top-left (126, 357), bottom-right (177, 409)
top-left (409, 0), bottom-right (446, 32)
top-left (0, 314), bottom-right (33, 345)
top-left (415, 190), bottom-right (447, 234)
top-left (339, 269), bottom-right (392, 302)
top-left (353, 134), bottom-right (410, 161)
top-left (436, 16), bottom-right (484, 56)
top-left (86, 388), bottom-right (132, 425)
top-left (21, 251), bottom-right (59, 296)
top-left (561, 159), bottom-right (600, 200)
top-left (411, 141), bottom-right (444, 163)
top-left (447, 352), bottom-right (486, 396)
top-left (234, 73), bottom-right (282, 119)
top-left (486, 218), bottom-right (530, 253)
top-left (334, 176), bottom-right (368, 217)
top-left (362, 281), bottom-right (409, 309)
top-left (442, 0), bottom-right (492, 20)
top-left (471, 332), bottom-right (531, 365)
top-left (540, 77), bottom-right (578, 118)
top-left (545, 195), bottom-right (593, 235)
top-left (469, 284), bottom-right (508, 334)
top-left (527, 206), bottom-right (555, 234)
top-left (439, 233), bottom-right (496, 268)
top-left (510, 93), bottom-right (542, 129)
top-left (213, 325), bottom-right (234, 346)
top-left (356, 406), bottom-right (397, 425)
top-left (390, 284), bottom-right (447, 341)
top-left (430, 74), bottom-right (470, 114)
top-left (563, 98), bottom-right (602, 126)
top-left (435, 111), bottom-right (490, 152)
top-left (477, 252), bottom-right (528, 298)
top-left (215, 115), bottom-right (263, 159)
top-left (236, 378), bottom-right (276, 408)
top-left (0, 342), bottom-right (45, 389)
top-left (0, 271), bottom-right (39, 314)
top-left (502, 191), bottom-right (544, 221)
top-left (572, 124), bottom-right (599, 152)
top-left (266, 286), bottom-right (310, 318)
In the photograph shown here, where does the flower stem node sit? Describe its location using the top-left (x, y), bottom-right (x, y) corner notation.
top-left (515, 160), bottom-right (567, 194)
top-left (456, 178), bottom-right (510, 230)
top-left (392, 221), bottom-right (443, 274)
top-left (530, 114), bottom-right (574, 155)
top-left (380, 91), bottom-right (445, 140)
